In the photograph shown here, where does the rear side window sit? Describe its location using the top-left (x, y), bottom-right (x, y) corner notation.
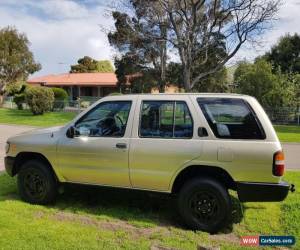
top-left (140, 101), bottom-right (193, 138)
top-left (197, 98), bottom-right (265, 139)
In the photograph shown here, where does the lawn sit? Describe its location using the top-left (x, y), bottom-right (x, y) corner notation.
top-left (0, 171), bottom-right (298, 250)
top-left (0, 108), bottom-right (299, 143)
top-left (274, 125), bottom-right (300, 143)
top-left (0, 108), bottom-right (76, 127)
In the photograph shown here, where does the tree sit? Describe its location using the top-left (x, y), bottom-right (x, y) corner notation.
top-left (114, 53), bottom-right (158, 93)
top-left (234, 59), bottom-right (296, 108)
top-left (166, 34), bottom-right (229, 92)
top-left (263, 33), bottom-right (300, 74)
top-left (70, 56), bottom-right (114, 73)
top-left (157, 0), bottom-right (281, 91)
top-left (0, 26), bottom-right (41, 103)
top-left (108, 0), bottom-right (169, 92)
top-left (95, 60), bottom-right (115, 72)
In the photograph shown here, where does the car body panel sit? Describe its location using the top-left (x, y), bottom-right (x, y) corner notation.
top-left (5, 93), bottom-right (282, 193)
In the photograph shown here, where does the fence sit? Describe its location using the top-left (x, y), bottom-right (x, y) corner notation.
top-left (265, 107), bottom-right (300, 125)
top-left (1, 96), bottom-right (300, 125)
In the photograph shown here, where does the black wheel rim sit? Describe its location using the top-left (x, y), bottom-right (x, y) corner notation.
top-left (189, 190), bottom-right (220, 224)
top-left (24, 169), bottom-right (47, 200)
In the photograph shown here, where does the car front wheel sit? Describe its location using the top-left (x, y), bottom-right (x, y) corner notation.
top-left (178, 178), bottom-right (231, 233)
top-left (18, 160), bottom-right (57, 205)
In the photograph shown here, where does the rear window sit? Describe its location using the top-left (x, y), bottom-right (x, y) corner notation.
top-left (197, 98), bottom-right (265, 139)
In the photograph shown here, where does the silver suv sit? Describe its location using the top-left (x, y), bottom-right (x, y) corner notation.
top-left (4, 94), bottom-right (293, 232)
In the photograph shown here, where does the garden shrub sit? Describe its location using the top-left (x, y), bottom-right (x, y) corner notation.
top-left (51, 87), bottom-right (68, 110)
top-left (13, 93), bottom-right (26, 110)
top-left (25, 86), bottom-right (54, 115)
top-left (5, 82), bottom-right (28, 110)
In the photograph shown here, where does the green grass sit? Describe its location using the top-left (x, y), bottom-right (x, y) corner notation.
top-left (274, 125), bottom-right (300, 143)
top-left (0, 171), bottom-right (298, 250)
top-left (0, 108), bottom-right (76, 127)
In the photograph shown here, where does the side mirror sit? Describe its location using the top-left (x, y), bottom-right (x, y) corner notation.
top-left (66, 126), bottom-right (75, 138)
top-left (198, 127), bottom-right (208, 137)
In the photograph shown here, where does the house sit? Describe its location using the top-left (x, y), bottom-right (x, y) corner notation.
top-left (27, 73), bottom-right (119, 100)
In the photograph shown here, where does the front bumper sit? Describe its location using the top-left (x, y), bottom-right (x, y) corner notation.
top-left (4, 156), bottom-right (15, 176)
top-left (237, 181), bottom-right (294, 202)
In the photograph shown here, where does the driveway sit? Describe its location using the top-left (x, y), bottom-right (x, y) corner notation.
top-left (282, 144), bottom-right (299, 170)
top-left (0, 124), bottom-right (299, 172)
top-left (0, 124), bottom-right (35, 172)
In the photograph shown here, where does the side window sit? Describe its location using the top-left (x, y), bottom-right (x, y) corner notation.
top-left (197, 98), bottom-right (265, 139)
top-left (75, 101), bottom-right (131, 137)
top-left (139, 101), bottom-right (193, 138)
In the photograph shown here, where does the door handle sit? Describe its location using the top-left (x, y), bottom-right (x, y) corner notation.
top-left (116, 143), bottom-right (127, 149)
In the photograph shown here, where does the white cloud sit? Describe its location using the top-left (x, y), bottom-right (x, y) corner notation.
top-left (0, 0), bottom-right (300, 76)
top-left (0, 0), bottom-right (114, 76)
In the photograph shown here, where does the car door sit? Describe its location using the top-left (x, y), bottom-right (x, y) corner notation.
top-left (196, 97), bottom-right (277, 183)
top-left (129, 96), bottom-right (204, 191)
top-left (57, 99), bottom-right (135, 187)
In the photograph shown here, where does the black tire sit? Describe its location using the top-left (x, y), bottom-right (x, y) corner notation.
top-left (177, 178), bottom-right (231, 233)
top-left (17, 160), bottom-right (58, 205)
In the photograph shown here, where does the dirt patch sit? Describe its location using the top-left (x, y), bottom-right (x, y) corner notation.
top-left (209, 232), bottom-right (240, 244)
top-left (34, 211), bottom-right (45, 219)
top-left (36, 210), bottom-right (240, 247)
top-left (150, 244), bottom-right (181, 250)
top-left (51, 211), bottom-right (170, 239)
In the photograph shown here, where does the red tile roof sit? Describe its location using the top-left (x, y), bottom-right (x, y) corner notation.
top-left (27, 73), bottom-right (117, 86)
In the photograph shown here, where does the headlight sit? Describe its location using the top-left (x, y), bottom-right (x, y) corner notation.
top-left (5, 142), bottom-right (10, 154)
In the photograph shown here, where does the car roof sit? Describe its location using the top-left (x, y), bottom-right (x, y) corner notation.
top-left (101, 93), bottom-right (252, 101)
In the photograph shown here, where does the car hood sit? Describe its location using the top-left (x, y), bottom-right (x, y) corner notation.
top-left (8, 126), bottom-right (64, 144)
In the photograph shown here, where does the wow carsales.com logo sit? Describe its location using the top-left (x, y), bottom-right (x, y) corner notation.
top-left (241, 236), bottom-right (295, 246)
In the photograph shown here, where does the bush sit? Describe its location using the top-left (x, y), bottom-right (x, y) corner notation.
top-left (51, 88), bottom-right (68, 110)
top-left (5, 82), bottom-right (27, 110)
top-left (25, 86), bottom-right (54, 115)
top-left (13, 93), bottom-right (25, 110)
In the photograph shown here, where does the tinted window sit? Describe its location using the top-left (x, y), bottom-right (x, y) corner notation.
top-left (140, 101), bottom-right (193, 138)
top-left (75, 101), bottom-right (131, 137)
top-left (197, 98), bottom-right (265, 139)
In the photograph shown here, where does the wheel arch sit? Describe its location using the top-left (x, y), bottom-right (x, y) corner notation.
top-left (12, 152), bottom-right (59, 181)
top-left (171, 165), bottom-right (236, 194)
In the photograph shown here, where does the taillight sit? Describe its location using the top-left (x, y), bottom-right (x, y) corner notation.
top-left (273, 151), bottom-right (285, 176)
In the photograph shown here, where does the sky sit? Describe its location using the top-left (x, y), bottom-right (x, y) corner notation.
top-left (0, 0), bottom-right (300, 77)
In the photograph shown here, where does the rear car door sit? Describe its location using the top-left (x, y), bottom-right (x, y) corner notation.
top-left (129, 96), bottom-right (204, 191)
top-left (195, 97), bottom-right (279, 183)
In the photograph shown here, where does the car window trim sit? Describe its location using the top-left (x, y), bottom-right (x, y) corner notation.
top-left (197, 97), bottom-right (266, 140)
top-left (74, 100), bottom-right (132, 138)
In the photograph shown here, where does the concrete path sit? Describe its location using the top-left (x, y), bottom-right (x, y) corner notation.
top-left (0, 124), bottom-right (299, 172)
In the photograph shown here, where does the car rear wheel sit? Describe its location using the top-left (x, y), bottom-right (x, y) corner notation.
top-left (18, 160), bottom-right (57, 205)
top-left (178, 178), bottom-right (231, 233)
